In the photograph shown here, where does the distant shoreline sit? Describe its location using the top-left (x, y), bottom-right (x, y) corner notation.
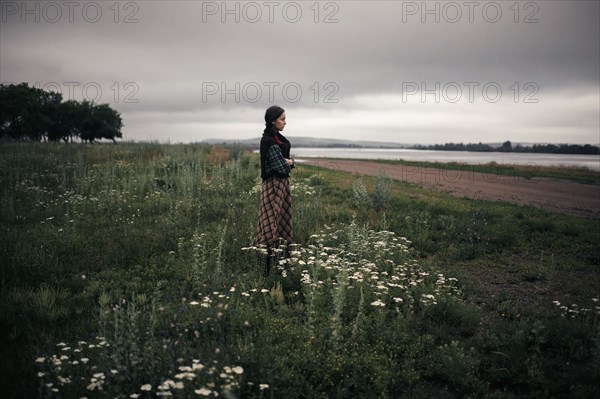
top-left (203, 138), bottom-right (600, 156)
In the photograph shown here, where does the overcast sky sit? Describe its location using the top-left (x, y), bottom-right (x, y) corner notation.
top-left (1, 0), bottom-right (599, 144)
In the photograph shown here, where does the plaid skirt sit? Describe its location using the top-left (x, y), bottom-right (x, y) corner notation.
top-left (255, 177), bottom-right (293, 251)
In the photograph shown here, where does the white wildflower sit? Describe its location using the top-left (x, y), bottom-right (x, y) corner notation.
top-left (192, 363), bottom-right (205, 371)
top-left (140, 384), bottom-right (152, 391)
top-left (195, 388), bottom-right (212, 396)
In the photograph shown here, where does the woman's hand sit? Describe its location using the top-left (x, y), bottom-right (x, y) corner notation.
top-left (286, 159), bottom-right (295, 166)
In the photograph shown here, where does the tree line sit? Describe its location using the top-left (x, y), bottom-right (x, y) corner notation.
top-left (412, 140), bottom-right (600, 155)
top-left (0, 83), bottom-right (123, 143)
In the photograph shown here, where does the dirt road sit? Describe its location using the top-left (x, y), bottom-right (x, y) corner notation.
top-left (300, 159), bottom-right (600, 218)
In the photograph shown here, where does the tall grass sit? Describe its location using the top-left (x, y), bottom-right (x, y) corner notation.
top-left (1, 142), bottom-right (598, 398)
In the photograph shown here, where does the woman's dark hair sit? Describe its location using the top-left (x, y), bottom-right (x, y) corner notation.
top-left (263, 105), bottom-right (285, 135)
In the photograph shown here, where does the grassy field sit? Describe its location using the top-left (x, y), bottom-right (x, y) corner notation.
top-left (1, 142), bottom-right (598, 398)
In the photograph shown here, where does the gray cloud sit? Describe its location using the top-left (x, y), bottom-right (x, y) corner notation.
top-left (1, 0), bottom-right (598, 144)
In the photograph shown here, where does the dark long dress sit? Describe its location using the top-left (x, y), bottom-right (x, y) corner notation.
top-left (255, 131), bottom-right (294, 253)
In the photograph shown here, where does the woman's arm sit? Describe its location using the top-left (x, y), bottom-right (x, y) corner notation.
top-left (265, 145), bottom-right (292, 177)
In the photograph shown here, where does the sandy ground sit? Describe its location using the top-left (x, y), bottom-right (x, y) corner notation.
top-left (300, 159), bottom-right (600, 218)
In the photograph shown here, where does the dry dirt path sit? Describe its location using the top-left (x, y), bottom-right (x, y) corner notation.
top-left (300, 159), bottom-right (600, 218)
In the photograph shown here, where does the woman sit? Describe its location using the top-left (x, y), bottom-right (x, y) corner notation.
top-left (255, 105), bottom-right (295, 275)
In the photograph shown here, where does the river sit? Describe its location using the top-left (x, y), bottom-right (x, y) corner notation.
top-left (289, 148), bottom-right (600, 171)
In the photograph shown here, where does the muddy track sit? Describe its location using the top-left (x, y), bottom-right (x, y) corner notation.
top-left (300, 159), bottom-right (600, 218)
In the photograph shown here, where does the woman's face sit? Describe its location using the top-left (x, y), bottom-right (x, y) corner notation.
top-left (274, 112), bottom-right (286, 131)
